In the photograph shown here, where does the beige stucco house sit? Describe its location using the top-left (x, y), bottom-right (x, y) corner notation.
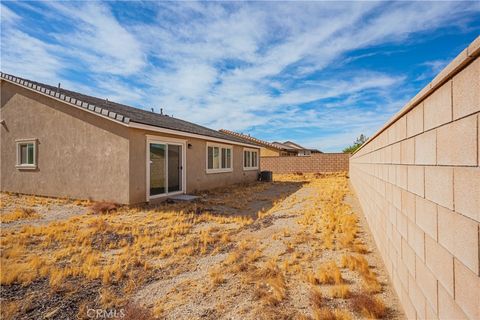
top-left (0, 73), bottom-right (261, 204)
top-left (219, 130), bottom-right (321, 157)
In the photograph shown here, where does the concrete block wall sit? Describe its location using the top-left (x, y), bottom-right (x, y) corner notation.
top-left (260, 153), bottom-right (350, 173)
top-left (350, 37), bottom-right (480, 319)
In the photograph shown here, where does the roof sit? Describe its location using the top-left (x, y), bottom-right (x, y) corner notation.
top-left (219, 129), bottom-right (282, 150)
top-left (272, 141), bottom-right (322, 153)
top-left (271, 141), bottom-right (297, 151)
top-left (283, 141), bottom-right (306, 150)
top-left (0, 72), bottom-right (255, 146)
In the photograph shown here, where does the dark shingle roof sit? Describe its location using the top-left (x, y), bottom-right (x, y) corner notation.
top-left (0, 72), bottom-right (254, 145)
top-left (219, 129), bottom-right (281, 149)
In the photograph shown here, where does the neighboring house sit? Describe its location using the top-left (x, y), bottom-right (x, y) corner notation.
top-left (0, 73), bottom-right (261, 204)
top-left (271, 141), bottom-right (321, 157)
top-left (219, 130), bottom-right (322, 157)
top-left (219, 129), bottom-right (296, 157)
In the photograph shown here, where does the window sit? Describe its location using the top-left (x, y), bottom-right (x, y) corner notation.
top-left (243, 148), bottom-right (258, 170)
top-left (16, 139), bottom-right (37, 169)
top-left (207, 143), bottom-right (232, 173)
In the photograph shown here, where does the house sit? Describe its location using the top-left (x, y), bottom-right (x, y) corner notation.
top-left (219, 129), bottom-right (296, 157)
top-left (271, 141), bottom-right (321, 157)
top-left (0, 73), bottom-right (261, 204)
top-left (219, 130), bottom-right (322, 157)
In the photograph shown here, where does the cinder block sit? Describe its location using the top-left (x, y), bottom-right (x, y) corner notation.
top-left (454, 167), bottom-right (480, 222)
top-left (425, 302), bottom-right (438, 320)
top-left (425, 167), bottom-right (453, 210)
top-left (391, 143), bottom-right (401, 164)
top-left (393, 185), bottom-right (402, 210)
top-left (453, 58), bottom-right (479, 120)
top-left (416, 255), bottom-right (438, 311)
top-left (438, 283), bottom-right (468, 320)
top-left (415, 130), bottom-right (436, 165)
top-left (454, 258), bottom-right (480, 320)
top-left (402, 237), bottom-right (416, 276)
top-left (409, 274), bottom-right (427, 319)
top-left (396, 166), bottom-right (408, 190)
top-left (392, 224), bottom-right (402, 253)
top-left (396, 115), bottom-right (407, 142)
top-left (437, 206), bottom-right (479, 274)
top-left (437, 115), bottom-right (477, 166)
top-left (397, 255), bottom-right (410, 290)
top-left (401, 282), bottom-right (418, 320)
top-left (424, 80), bottom-right (453, 130)
top-left (401, 189), bottom-right (416, 222)
top-left (407, 103), bottom-right (424, 138)
top-left (397, 209), bottom-right (408, 240)
top-left (425, 235), bottom-right (454, 297)
top-left (408, 220), bottom-right (425, 262)
top-left (401, 138), bottom-right (415, 164)
top-left (407, 165), bottom-right (425, 197)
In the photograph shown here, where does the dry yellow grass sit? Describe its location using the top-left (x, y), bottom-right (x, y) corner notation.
top-left (317, 261), bottom-right (343, 285)
top-left (1, 207), bottom-right (39, 223)
top-left (329, 284), bottom-right (350, 299)
top-left (0, 172), bottom-right (392, 319)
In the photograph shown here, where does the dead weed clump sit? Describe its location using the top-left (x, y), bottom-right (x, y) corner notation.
top-left (350, 293), bottom-right (386, 319)
top-left (1, 207), bottom-right (39, 223)
top-left (317, 261), bottom-right (343, 285)
top-left (90, 201), bottom-right (119, 214)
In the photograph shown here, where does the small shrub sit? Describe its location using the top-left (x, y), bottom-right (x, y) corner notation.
top-left (310, 287), bottom-right (323, 308)
top-left (90, 201), bottom-right (118, 214)
top-left (317, 261), bottom-right (343, 284)
top-left (329, 285), bottom-right (350, 299)
top-left (351, 293), bottom-right (386, 319)
top-left (313, 308), bottom-right (352, 320)
top-left (1, 207), bottom-right (39, 223)
top-left (123, 303), bottom-right (155, 320)
top-left (209, 267), bottom-right (225, 286)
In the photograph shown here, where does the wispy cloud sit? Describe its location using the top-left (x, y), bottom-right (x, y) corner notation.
top-left (1, 1), bottom-right (479, 151)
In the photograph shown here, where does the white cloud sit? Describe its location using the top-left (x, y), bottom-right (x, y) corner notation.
top-left (1, 1), bottom-right (479, 151)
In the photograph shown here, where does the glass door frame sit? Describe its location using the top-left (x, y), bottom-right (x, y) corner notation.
top-left (146, 135), bottom-right (186, 201)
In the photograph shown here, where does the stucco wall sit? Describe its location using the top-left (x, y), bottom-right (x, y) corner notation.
top-left (261, 153), bottom-right (350, 173)
top-left (128, 128), bottom-right (260, 204)
top-left (349, 38), bottom-right (479, 319)
top-left (0, 81), bottom-right (131, 203)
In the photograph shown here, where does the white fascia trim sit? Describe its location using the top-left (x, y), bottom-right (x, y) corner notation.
top-left (130, 122), bottom-right (260, 148)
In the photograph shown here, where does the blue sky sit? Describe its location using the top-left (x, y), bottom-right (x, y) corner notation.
top-left (1, 1), bottom-right (479, 151)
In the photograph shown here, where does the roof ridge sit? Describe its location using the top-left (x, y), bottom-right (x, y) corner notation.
top-left (219, 129), bottom-right (280, 149)
top-left (1, 72), bottom-right (131, 124)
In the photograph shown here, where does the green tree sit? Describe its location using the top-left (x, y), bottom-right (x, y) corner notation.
top-left (343, 134), bottom-right (368, 153)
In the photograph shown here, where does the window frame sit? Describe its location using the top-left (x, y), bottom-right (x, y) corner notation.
top-left (16, 139), bottom-right (37, 170)
top-left (206, 142), bottom-right (233, 174)
top-left (243, 148), bottom-right (259, 170)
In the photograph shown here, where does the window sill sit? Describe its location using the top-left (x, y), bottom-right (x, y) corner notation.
top-left (206, 168), bottom-right (233, 174)
top-left (16, 165), bottom-right (37, 170)
top-left (243, 167), bottom-right (259, 171)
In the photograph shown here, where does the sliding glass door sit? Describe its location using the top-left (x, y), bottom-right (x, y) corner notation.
top-left (149, 142), bottom-right (184, 198)
top-left (167, 145), bottom-right (182, 193)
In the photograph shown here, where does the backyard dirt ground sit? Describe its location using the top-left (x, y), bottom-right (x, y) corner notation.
top-left (0, 173), bottom-right (404, 320)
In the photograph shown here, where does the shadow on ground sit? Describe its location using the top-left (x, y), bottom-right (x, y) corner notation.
top-left (145, 180), bottom-right (306, 220)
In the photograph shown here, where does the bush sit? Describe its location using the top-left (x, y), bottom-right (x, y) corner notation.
top-left (90, 201), bottom-right (118, 214)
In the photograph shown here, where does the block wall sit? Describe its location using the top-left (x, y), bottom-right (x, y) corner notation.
top-left (260, 153), bottom-right (350, 173)
top-left (350, 40), bottom-right (479, 319)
